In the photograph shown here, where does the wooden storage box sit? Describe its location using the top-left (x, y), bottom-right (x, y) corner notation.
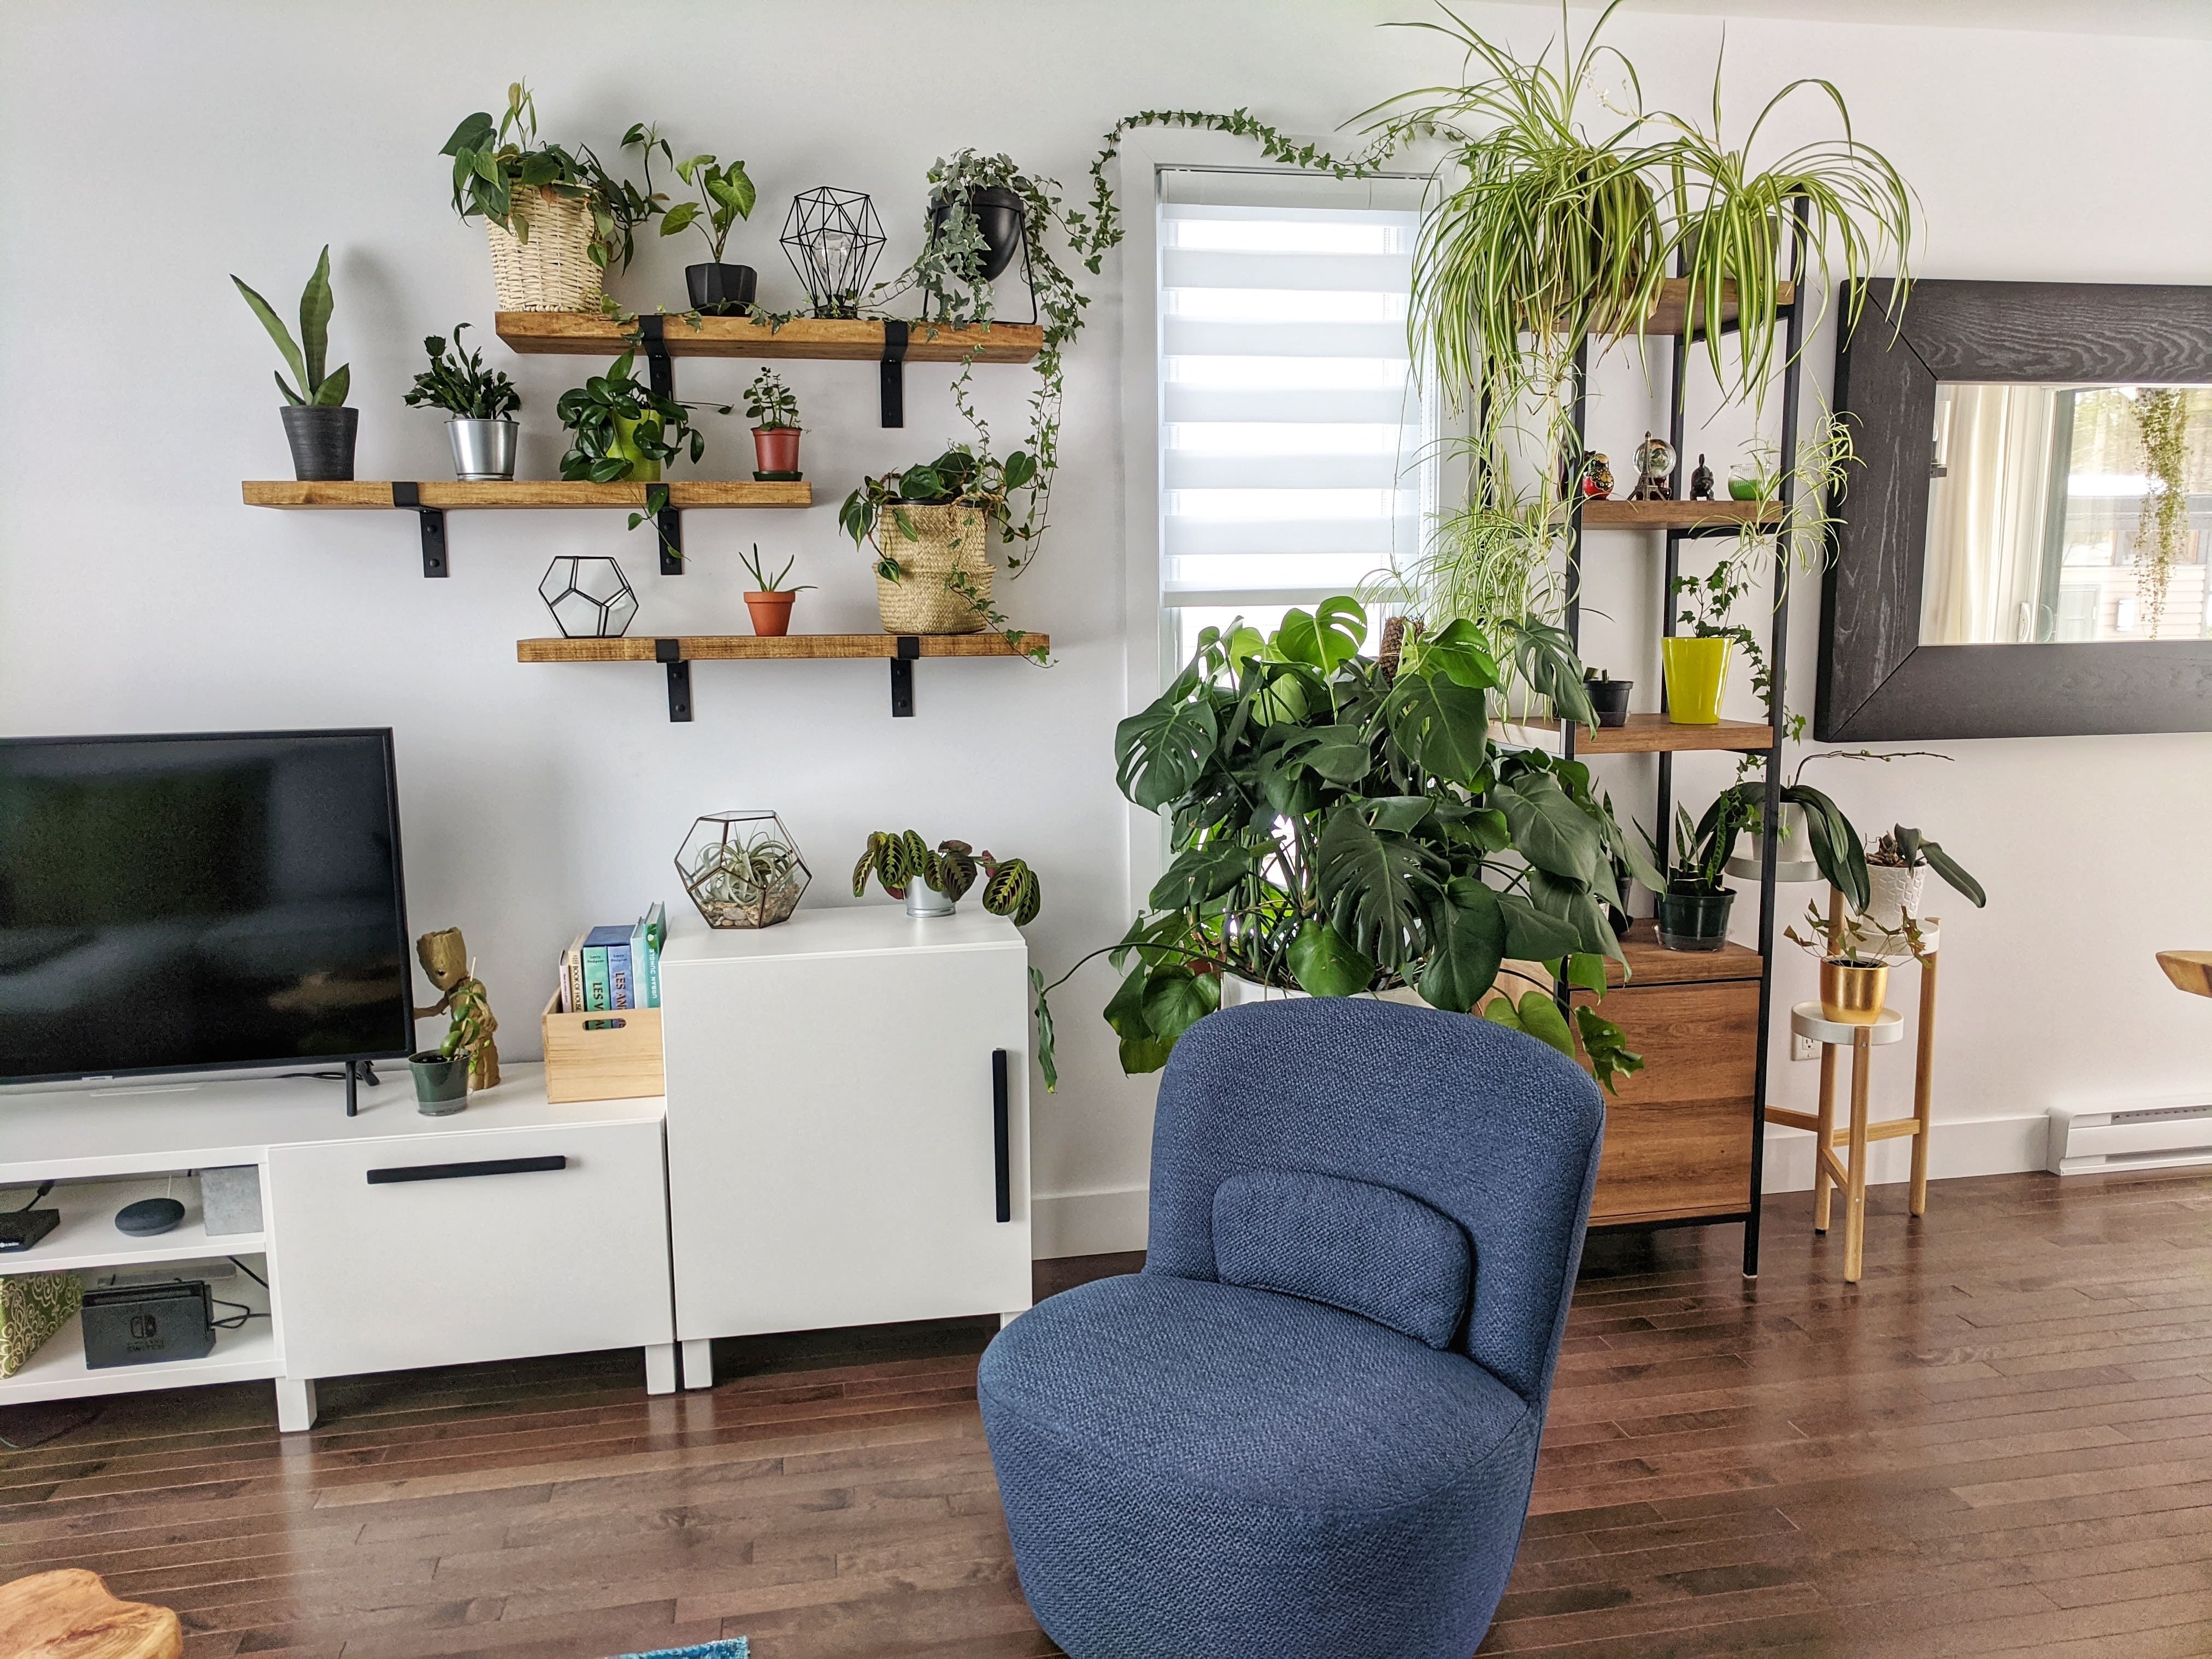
top-left (541, 990), bottom-right (664, 1103)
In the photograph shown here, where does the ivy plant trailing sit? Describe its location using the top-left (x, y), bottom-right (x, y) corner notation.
top-left (1031, 597), bottom-right (1655, 1093)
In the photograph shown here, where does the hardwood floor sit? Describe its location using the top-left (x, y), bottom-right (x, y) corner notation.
top-left (3, 1169), bottom-right (2210, 1656)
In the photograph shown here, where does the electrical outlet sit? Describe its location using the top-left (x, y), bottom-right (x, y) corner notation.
top-left (1791, 1033), bottom-right (1820, 1062)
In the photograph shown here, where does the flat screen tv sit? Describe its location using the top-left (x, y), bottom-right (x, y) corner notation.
top-left (0, 730), bottom-right (413, 1085)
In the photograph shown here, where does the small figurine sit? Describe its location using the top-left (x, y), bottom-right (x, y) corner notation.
top-left (1629, 432), bottom-right (1677, 501)
top-left (1580, 453), bottom-right (1614, 499)
top-left (1690, 453), bottom-right (1715, 501)
top-left (413, 927), bottom-right (499, 1091)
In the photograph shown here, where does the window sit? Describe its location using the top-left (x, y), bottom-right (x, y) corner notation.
top-left (1155, 170), bottom-right (1436, 664)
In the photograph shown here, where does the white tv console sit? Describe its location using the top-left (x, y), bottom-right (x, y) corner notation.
top-left (0, 1067), bottom-right (674, 1431)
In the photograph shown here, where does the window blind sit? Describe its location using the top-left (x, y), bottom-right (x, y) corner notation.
top-left (1158, 174), bottom-right (1431, 608)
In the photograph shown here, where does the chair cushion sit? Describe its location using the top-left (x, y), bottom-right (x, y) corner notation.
top-left (979, 1271), bottom-right (1529, 1513)
top-left (1210, 1168), bottom-right (1472, 1350)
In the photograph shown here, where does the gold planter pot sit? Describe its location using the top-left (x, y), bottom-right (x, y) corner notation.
top-left (1819, 958), bottom-right (1889, 1025)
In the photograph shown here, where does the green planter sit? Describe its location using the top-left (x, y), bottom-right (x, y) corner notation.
top-left (409, 1050), bottom-right (470, 1114)
top-left (609, 415), bottom-right (662, 482)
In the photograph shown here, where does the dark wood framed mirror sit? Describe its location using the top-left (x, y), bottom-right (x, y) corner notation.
top-left (1817, 279), bottom-right (2212, 740)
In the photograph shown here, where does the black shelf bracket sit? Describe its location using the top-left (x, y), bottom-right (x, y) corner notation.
top-left (890, 635), bottom-right (920, 716)
top-left (880, 320), bottom-right (909, 428)
top-left (639, 313), bottom-right (674, 401)
top-left (656, 638), bottom-right (692, 722)
top-left (656, 501), bottom-right (684, 575)
top-left (391, 483), bottom-right (447, 577)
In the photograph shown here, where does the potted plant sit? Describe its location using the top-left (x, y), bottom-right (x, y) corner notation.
top-left (1650, 804), bottom-right (1738, 952)
top-left (232, 246), bottom-right (354, 481)
top-left (840, 446), bottom-right (1034, 635)
top-left (659, 148), bottom-right (758, 313)
top-left (440, 84), bottom-right (664, 313)
top-left (1027, 598), bottom-right (1652, 1092)
top-left (852, 832), bottom-right (1042, 922)
top-left (678, 811), bottom-right (810, 929)
top-left (1865, 825), bottom-right (1985, 933)
top-left (1584, 669), bottom-right (1632, 727)
top-left (402, 324), bottom-right (521, 480)
top-left (738, 543), bottom-right (813, 638)
top-left (557, 351), bottom-right (728, 552)
top-left (745, 369), bottom-right (802, 479)
top-left (1785, 901), bottom-right (1902, 1026)
top-left (1665, 560), bottom-right (1757, 725)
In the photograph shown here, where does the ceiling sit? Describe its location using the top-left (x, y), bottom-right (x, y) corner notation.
top-left (1611, 0), bottom-right (2211, 40)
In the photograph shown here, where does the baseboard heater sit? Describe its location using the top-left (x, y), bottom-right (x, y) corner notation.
top-left (2047, 1104), bottom-right (2212, 1175)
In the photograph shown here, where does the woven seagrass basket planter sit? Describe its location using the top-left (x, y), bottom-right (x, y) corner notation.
top-left (873, 502), bottom-right (993, 634)
top-left (486, 186), bottom-right (603, 313)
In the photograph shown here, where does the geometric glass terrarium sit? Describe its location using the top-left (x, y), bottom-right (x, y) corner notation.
top-left (539, 556), bottom-right (638, 639)
top-left (676, 810), bottom-right (810, 929)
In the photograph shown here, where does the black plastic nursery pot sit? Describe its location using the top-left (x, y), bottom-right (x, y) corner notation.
top-left (280, 405), bottom-right (357, 481)
top-left (686, 262), bottom-right (758, 314)
top-left (1585, 675), bottom-right (1633, 727)
top-left (1654, 887), bottom-right (1735, 952)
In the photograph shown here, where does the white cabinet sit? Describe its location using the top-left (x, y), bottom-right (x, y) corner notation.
top-left (269, 1114), bottom-right (674, 1380)
top-left (660, 905), bottom-right (1032, 1351)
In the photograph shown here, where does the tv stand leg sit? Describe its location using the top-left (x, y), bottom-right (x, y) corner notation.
top-left (681, 1337), bottom-right (714, 1391)
top-left (275, 1377), bottom-right (317, 1433)
top-left (644, 1343), bottom-right (677, 1396)
top-left (345, 1061), bottom-right (360, 1117)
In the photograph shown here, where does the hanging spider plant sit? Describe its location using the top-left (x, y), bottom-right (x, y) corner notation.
top-left (1653, 69), bottom-right (1917, 399)
top-left (1360, 1), bottom-right (1670, 433)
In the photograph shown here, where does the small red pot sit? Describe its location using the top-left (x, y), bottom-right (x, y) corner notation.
top-left (752, 425), bottom-right (801, 477)
top-left (744, 591), bottom-right (796, 637)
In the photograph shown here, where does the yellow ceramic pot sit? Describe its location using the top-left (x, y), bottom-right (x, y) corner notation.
top-left (1661, 636), bottom-right (1731, 725)
top-left (1819, 958), bottom-right (1889, 1025)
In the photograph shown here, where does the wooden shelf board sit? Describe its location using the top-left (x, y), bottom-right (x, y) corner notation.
top-left (244, 480), bottom-right (810, 510)
top-left (517, 632), bottom-right (1048, 664)
top-left (1493, 711), bottom-right (1775, 755)
top-left (495, 312), bottom-right (1044, 364)
top-left (1582, 499), bottom-right (1778, 530)
top-left (1610, 918), bottom-right (1763, 987)
top-left (1608, 278), bottom-right (1797, 339)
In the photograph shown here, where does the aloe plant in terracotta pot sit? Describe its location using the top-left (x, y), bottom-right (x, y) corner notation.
top-left (739, 543), bottom-right (813, 637)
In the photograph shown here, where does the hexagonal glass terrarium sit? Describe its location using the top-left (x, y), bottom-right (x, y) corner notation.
top-left (539, 556), bottom-right (638, 639)
top-left (677, 810), bottom-right (810, 929)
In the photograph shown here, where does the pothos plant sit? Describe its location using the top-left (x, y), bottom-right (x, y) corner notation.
top-left (555, 351), bottom-right (730, 550)
top-left (852, 832), bottom-right (1043, 924)
top-left (838, 446), bottom-right (1047, 661)
top-left (1030, 597), bottom-right (1656, 1093)
top-left (440, 83), bottom-right (665, 273)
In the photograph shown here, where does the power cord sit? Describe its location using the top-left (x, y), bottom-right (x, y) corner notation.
top-left (4, 1181), bottom-right (54, 1213)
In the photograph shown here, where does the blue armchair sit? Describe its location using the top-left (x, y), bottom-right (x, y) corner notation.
top-left (979, 997), bottom-right (1604, 1658)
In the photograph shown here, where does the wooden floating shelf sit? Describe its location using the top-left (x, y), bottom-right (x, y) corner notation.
top-left (243, 480), bottom-right (810, 510)
top-left (1616, 278), bottom-right (1796, 339)
top-left (518, 632), bottom-right (1050, 723)
top-left (1581, 498), bottom-right (1778, 531)
top-left (495, 311), bottom-right (1044, 364)
top-left (1493, 711), bottom-right (1775, 755)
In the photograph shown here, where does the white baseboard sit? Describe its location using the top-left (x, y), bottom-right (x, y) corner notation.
top-left (1761, 1111), bottom-right (2049, 1193)
top-left (1035, 1116), bottom-right (2056, 1259)
top-left (1033, 1185), bottom-right (1148, 1258)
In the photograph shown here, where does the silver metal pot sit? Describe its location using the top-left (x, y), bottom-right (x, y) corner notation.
top-left (905, 885), bottom-right (956, 919)
top-left (448, 419), bottom-right (517, 480)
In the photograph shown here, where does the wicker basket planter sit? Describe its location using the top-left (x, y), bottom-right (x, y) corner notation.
top-left (486, 187), bottom-right (603, 313)
top-left (873, 502), bottom-right (993, 634)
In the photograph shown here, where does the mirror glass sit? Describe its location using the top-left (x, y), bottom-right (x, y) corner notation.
top-left (1919, 383), bottom-right (2212, 645)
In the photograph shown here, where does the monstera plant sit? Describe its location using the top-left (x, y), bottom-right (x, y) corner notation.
top-left (1032, 598), bottom-right (1655, 1093)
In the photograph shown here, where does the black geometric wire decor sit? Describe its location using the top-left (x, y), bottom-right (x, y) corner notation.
top-left (780, 186), bottom-right (885, 319)
top-left (539, 556), bottom-right (638, 639)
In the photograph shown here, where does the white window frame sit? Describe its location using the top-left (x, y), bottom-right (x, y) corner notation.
top-left (1115, 131), bottom-right (1443, 903)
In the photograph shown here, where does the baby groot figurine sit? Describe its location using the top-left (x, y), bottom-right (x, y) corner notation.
top-left (414, 927), bottom-right (500, 1091)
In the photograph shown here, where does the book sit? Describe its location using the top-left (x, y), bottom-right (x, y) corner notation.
top-left (607, 939), bottom-right (633, 1010)
top-left (630, 914), bottom-right (656, 1010)
top-left (560, 931), bottom-right (587, 1013)
top-left (582, 925), bottom-right (630, 1012)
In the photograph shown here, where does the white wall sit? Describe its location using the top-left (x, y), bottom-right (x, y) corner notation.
top-left (3, 3), bottom-right (2207, 1251)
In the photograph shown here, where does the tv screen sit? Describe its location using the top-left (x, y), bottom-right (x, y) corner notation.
top-left (0, 730), bottom-right (413, 1084)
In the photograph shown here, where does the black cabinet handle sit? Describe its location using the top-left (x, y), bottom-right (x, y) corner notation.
top-left (992, 1049), bottom-right (1011, 1224)
top-left (367, 1155), bottom-right (568, 1185)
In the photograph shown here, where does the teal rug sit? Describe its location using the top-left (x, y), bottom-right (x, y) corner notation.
top-left (611, 1644), bottom-right (746, 1659)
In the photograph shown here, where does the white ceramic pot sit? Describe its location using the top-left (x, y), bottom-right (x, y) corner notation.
top-left (1863, 863), bottom-right (1927, 933)
top-left (1220, 975), bottom-right (1426, 1009)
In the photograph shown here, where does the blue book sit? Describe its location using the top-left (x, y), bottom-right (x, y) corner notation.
top-left (582, 925), bottom-right (630, 1012)
top-left (607, 940), bottom-right (633, 1010)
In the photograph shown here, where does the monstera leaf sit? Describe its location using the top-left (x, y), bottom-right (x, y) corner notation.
top-left (1382, 672), bottom-right (1493, 786)
top-left (1289, 919), bottom-right (1375, 997)
top-left (1316, 803), bottom-right (1442, 971)
top-left (1149, 842), bottom-right (1263, 911)
top-left (1417, 877), bottom-right (1508, 1013)
top-left (1116, 691), bottom-right (1219, 810)
top-left (1495, 769), bottom-right (1604, 885)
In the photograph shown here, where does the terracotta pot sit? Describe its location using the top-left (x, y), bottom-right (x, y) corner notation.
top-left (753, 426), bottom-right (801, 476)
top-left (744, 591), bottom-right (796, 637)
top-left (1819, 958), bottom-right (1889, 1025)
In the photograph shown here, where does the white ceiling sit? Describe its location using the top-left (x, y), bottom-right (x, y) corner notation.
top-left (1613, 0), bottom-right (2211, 40)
